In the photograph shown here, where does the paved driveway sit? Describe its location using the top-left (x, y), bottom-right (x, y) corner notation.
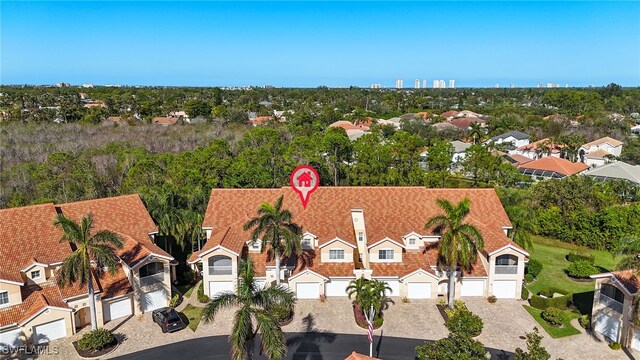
top-left (20, 297), bottom-right (635, 360)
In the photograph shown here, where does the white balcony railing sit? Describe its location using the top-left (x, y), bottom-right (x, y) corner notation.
top-left (209, 266), bottom-right (232, 276)
top-left (140, 272), bottom-right (164, 287)
top-left (495, 265), bottom-right (518, 274)
top-left (599, 293), bottom-right (623, 314)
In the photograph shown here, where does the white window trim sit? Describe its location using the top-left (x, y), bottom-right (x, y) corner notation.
top-left (329, 248), bottom-right (345, 260)
top-left (378, 248), bottom-right (394, 261)
top-left (0, 290), bottom-right (9, 306)
top-left (30, 270), bottom-right (41, 280)
top-left (302, 237), bottom-right (313, 250)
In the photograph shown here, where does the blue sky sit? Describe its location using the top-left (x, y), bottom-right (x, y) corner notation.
top-left (1, 1), bottom-right (639, 87)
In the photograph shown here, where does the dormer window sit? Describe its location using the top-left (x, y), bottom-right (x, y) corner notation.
top-left (248, 240), bottom-right (262, 252)
top-left (30, 270), bottom-right (41, 280)
top-left (379, 249), bottom-right (394, 260)
top-left (358, 232), bottom-right (364, 242)
top-left (301, 237), bottom-right (312, 250)
top-left (409, 238), bottom-right (416, 245)
top-left (0, 291), bottom-right (8, 306)
top-left (329, 249), bottom-right (345, 260)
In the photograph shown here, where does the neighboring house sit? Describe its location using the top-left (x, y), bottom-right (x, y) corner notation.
top-left (188, 187), bottom-right (528, 303)
top-left (152, 117), bottom-right (181, 126)
top-left (345, 352), bottom-right (380, 360)
top-left (377, 117), bottom-right (402, 129)
top-left (579, 137), bottom-right (623, 167)
top-left (510, 138), bottom-right (563, 160)
top-left (583, 161), bottom-right (640, 185)
top-left (0, 195), bottom-right (174, 349)
top-left (329, 121), bottom-right (370, 141)
top-left (502, 154), bottom-right (533, 167)
top-left (518, 156), bottom-right (590, 180)
top-left (250, 116), bottom-right (272, 126)
top-left (432, 122), bottom-right (458, 131)
top-left (451, 140), bottom-right (472, 163)
top-left (487, 131), bottom-right (530, 149)
top-left (168, 111), bottom-right (189, 123)
top-left (440, 110), bottom-right (459, 120)
top-left (449, 117), bottom-right (486, 130)
top-left (590, 271), bottom-right (640, 351)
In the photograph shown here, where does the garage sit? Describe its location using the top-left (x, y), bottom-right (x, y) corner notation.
top-left (33, 319), bottom-right (67, 344)
top-left (209, 281), bottom-right (235, 298)
top-left (296, 283), bottom-right (320, 299)
top-left (103, 297), bottom-right (133, 322)
top-left (493, 280), bottom-right (517, 299)
top-left (380, 280), bottom-right (400, 297)
top-left (594, 312), bottom-right (621, 342)
top-left (141, 289), bottom-right (167, 313)
top-left (0, 328), bottom-right (22, 350)
top-left (632, 328), bottom-right (640, 351)
top-left (325, 280), bottom-right (350, 297)
top-left (461, 279), bottom-right (485, 297)
top-left (407, 283), bottom-right (431, 299)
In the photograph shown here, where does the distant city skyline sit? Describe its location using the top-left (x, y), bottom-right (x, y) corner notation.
top-left (1, 1), bottom-right (639, 87)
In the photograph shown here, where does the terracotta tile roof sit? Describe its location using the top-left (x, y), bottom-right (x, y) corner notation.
top-left (585, 149), bottom-right (611, 159)
top-left (152, 117), bottom-right (178, 125)
top-left (200, 187), bottom-right (521, 265)
top-left (611, 270), bottom-right (640, 294)
top-left (0, 204), bottom-right (70, 283)
top-left (449, 117), bottom-right (484, 130)
top-left (95, 265), bottom-right (133, 299)
top-left (250, 116), bottom-right (272, 125)
top-left (246, 249), bottom-right (355, 278)
top-left (505, 154), bottom-right (533, 166)
top-left (0, 282), bottom-right (70, 327)
top-left (370, 251), bottom-right (436, 278)
top-left (330, 121), bottom-right (370, 131)
top-left (57, 194), bottom-right (171, 267)
top-left (582, 136), bottom-right (623, 148)
top-left (515, 138), bottom-right (563, 153)
top-left (345, 352), bottom-right (380, 360)
top-left (440, 110), bottom-right (459, 118)
top-left (518, 157), bottom-right (589, 176)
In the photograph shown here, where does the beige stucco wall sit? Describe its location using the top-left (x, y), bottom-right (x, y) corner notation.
top-left (201, 248), bottom-right (238, 296)
top-left (369, 241), bottom-right (403, 263)
top-left (21, 265), bottom-right (48, 286)
top-left (487, 247), bottom-right (526, 299)
top-left (288, 272), bottom-right (326, 298)
top-left (0, 282), bottom-right (23, 307)
top-left (320, 241), bottom-right (355, 263)
top-left (399, 271), bottom-right (437, 298)
top-left (20, 308), bottom-right (74, 344)
top-left (130, 259), bottom-right (172, 315)
top-left (591, 278), bottom-right (632, 346)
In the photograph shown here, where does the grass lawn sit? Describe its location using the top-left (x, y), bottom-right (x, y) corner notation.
top-left (180, 304), bottom-right (204, 332)
top-left (523, 305), bottom-right (582, 338)
top-left (176, 282), bottom-right (198, 298)
top-left (526, 236), bottom-right (618, 314)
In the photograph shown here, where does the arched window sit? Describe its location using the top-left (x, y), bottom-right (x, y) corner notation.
top-left (208, 255), bottom-right (232, 275)
top-left (495, 255), bottom-right (518, 274)
top-left (139, 262), bottom-right (164, 278)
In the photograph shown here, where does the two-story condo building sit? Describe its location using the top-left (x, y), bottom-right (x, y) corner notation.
top-left (188, 187), bottom-right (528, 302)
top-left (579, 137), bottom-right (623, 167)
top-left (0, 195), bottom-right (174, 349)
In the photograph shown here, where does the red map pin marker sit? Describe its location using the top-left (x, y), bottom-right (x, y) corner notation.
top-left (290, 165), bottom-right (319, 209)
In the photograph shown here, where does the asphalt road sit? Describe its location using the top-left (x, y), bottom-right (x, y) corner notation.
top-left (113, 332), bottom-right (515, 360)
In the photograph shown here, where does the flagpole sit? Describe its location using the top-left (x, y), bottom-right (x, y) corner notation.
top-left (369, 305), bottom-right (374, 357)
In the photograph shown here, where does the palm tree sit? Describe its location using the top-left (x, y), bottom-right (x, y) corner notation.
top-left (54, 213), bottom-right (124, 330)
top-left (425, 198), bottom-right (484, 309)
top-left (469, 122), bottom-right (484, 144)
top-left (346, 278), bottom-right (391, 319)
top-left (505, 205), bottom-right (534, 250)
top-left (243, 195), bottom-right (302, 285)
top-left (202, 257), bottom-right (296, 360)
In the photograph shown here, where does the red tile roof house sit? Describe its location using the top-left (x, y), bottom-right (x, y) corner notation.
top-left (590, 270), bottom-right (640, 350)
top-left (0, 195), bottom-right (174, 348)
top-left (517, 156), bottom-right (590, 180)
top-left (188, 187), bottom-right (528, 303)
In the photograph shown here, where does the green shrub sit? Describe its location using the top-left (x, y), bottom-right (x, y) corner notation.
top-left (197, 282), bottom-right (209, 303)
top-left (77, 329), bottom-right (117, 351)
top-left (610, 342), bottom-right (622, 350)
top-left (169, 293), bottom-right (180, 308)
top-left (578, 314), bottom-right (591, 329)
top-left (529, 287), bottom-right (572, 310)
top-left (521, 286), bottom-right (530, 300)
top-left (541, 307), bottom-right (565, 326)
top-left (565, 260), bottom-right (599, 279)
top-left (416, 333), bottom-right (486, 360)
top-left (524, 273), bottom-right (534, 283)
top-left (566, 252), bottom-right (595, 264)
top-left (444, 301), bottom-right (483, 337)
top-left (487, 295), bottom-right (497, 304)
top-left (526, 259), bottom-right (543, 279)
top-left (270, 303), bottom-right (293, 323)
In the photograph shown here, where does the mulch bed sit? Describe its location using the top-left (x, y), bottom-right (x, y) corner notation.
top-left (72, 340), bottom-right (118, 358)
top-left (436, 304), bottom-right (449, 322)
top-left (353, 303), bottom-right (383, 330)
top-left (277, 310), bottom-right (295, 327)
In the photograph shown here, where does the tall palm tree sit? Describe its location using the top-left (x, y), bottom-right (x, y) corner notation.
top-left (505, 205), bottom-right (534, 250)
top-left (425, 198), bottom-right (484, 309)
top-left (243, 195), bottom-right (302, 285)
top-left (202, 257), bottom-right (295, 360)
top-left (469, 122), bottom-right (484, 144)
top-left (54, 213), bottom-right (124, 330)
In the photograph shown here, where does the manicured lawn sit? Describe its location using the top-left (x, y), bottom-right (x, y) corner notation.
top-left (523, 305), bottom-right (582, 338)
top-left (177, 282), bottom-right (198, 298)
top-left (180, 304), bottom-right (204, 332)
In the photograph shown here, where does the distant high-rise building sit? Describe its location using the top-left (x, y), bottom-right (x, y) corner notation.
top-left (395, 79), bottom-right (404, 89)
top-left (449, 80), bottom-right (455, 89)
top-left (495, 83), bottom-right (500, 88)
top-left (510, 84), bottom-right (514, 89)
top-left (439, 80), bottom-right (446, 88)
top-left (370, 83), bottom-right (381, 89)
top-left (422, 80), bottom-right (427, 88)
top-left (414, 79), bottom-right (420, 89)
top-left (433, 80), bottom-right (439, 88)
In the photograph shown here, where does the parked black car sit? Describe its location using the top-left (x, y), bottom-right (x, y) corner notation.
top-left (152, 307), bottom-right (186, 333)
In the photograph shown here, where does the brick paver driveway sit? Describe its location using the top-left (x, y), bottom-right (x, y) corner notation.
top-left (25, 297), bottom-right (635, 359)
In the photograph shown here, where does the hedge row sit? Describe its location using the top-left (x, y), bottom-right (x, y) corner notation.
top-left (566, 252), bottom-right (595, 264)
top-left (530, 287), bottom-right (572, 310)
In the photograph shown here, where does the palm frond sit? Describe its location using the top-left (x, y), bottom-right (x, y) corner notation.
top-left (254, 310), bottom-right (287, 360)
top-left (54, 214), bottom-right (84, 244)
top-left (91, 230), bottom-right (124, 249)
top-left (229, 306), bottom-right (253, 360)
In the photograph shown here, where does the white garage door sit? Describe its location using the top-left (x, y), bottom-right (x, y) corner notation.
top-left (209, 281), bottom-right (235, 298)
top-left (104, 297), bottom-right (133, 322)
top-left (325, 280), bottom-right (350, 297)
top-left (255, 280), bottom-right (267, 289)
top-left (461, 280), bottom-right (485, 297)
top-left (296, 283), bottom-right (320, 299)
top-left (33, 319), bottom-right (67, 344)
top-left (407, 283), bottom-right (431, 299)
top-left (493, 280), bottom-right (517, 299)
top-left (594, 312), bottom-right (621, 342)
top-left (382, 280), bottom-right (400, 297)
top-left (0, 328), bottom-right (22, 350)
top-left (142, 289), bottom-right (167, 313)
top-left (632, 328), bottom-right (640, 351)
